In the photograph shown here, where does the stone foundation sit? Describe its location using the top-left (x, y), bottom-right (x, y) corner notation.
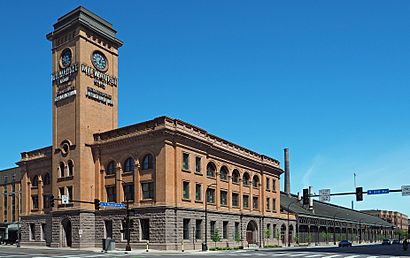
top-left (20, 207), bottom-right (295, 250)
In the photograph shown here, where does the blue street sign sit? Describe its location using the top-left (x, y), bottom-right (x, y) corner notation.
top-left (100, 202), bottom-right (126, 208)
top-left (367, 189), bottom-right (389, 195)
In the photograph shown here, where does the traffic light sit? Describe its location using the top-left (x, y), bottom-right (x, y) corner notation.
top-left (303, 188), bottom-right (309, 205)
top-left (356, 187), bottom-right (363, 201)
top-left (94, 199), bottom-right (100, 210)
top-left (50, 195), bottom-right (55, 207)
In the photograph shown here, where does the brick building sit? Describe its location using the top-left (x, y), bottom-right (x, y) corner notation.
top-left (361, 210), bottom-right (409, 232)
top-left (16, 6), bottom-right (294, 250)
top-left (0, 167), bottom-right (22, 243)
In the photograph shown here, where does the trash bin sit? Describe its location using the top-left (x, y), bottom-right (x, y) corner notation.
top-left (105, 238), bottom-right (115, 251)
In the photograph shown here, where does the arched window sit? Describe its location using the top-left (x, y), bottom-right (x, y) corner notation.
top-left (68, 160), bottom-right (74, 176)
top-left (253, 175), bottom-right (260, 188)
top-left (141, 154), bottom-right (153, 170)
top-left (232, 169), bottom-right (240, 183)
top-left (123, 157), bottom-right (134, 172)
top-left (243, 172), bottom-right (250, 186)
top-left (59, 162), bottom-right (65, 178)
top-left (32, 175), bottom-right (39, 187)
top-left (220, 166), bottom-right (228, 181)
top-left (106, 161), bottom-right (116, 175)
top-left (43, 173), bottom-right (51, 185)
top-left (206, 162), bottom-right (216, 177)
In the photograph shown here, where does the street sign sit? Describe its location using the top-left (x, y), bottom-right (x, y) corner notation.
top-left (61, 195), bottom-right (70, 204)
top-left (100, 201), bottom-right (126, 208)
top-left (402, 185), bottom-right (410, 196)
top-left (367, 189), bottom-right (389, 195)
top-left (319, 189), bottom-right (331, 202)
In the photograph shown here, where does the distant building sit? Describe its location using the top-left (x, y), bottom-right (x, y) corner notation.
top-left (361, 210), bottom-right (408, 231)
top-left (0, 167), bottom-right (22, 243)
top-left (282, 193), bottom-right (394, 245)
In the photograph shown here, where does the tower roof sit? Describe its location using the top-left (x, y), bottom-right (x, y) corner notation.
top-left (46, 6), bottom-right (123, 47)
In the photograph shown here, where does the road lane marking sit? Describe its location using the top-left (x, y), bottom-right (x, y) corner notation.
top-left (344, 256), bottom-right (360, 258)
top-left (322, 255), bottom-right (341, 258)
top-left (304, 255), bottom-right (323, 257)
top-left (288, 253), bottom-right (310, 257)
top-left (269, 253), bottom-right (288, 256)
top-left (365, 257), bottom-right (378, 258)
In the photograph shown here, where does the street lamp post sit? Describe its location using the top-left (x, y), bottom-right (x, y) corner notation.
top-left (117, 179), bottom-right (131, 252)
top-left (203, 182), bottom-right (217, 251)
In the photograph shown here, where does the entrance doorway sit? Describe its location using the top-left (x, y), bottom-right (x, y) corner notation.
top-left (246, 220), bottom-right (258, 245)
top-left (61, 218), bottom-right (72, 247)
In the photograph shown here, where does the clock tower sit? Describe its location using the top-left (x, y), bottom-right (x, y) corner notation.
top-left (46, 6), bottom-right (122, 248)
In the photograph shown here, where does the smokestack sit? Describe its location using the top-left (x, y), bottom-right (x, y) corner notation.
top-left (284, 148), bottom-right (290, 195)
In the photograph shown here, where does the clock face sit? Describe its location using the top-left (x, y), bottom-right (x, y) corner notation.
top-left (91, 51), bottom-right (108, 72)
top-left (60, 48), bottom-right (72, 68)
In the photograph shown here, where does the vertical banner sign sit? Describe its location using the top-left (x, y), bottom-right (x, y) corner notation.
top-left (402, 185), bottom-right (410, 196)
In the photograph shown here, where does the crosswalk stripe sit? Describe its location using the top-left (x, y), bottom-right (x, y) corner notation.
top-left (304, 255), bottom-right (322, 257)
top-left (288, 254), bottom-right (309, 257)
top-left (269, 253), bottom-right (287, 256)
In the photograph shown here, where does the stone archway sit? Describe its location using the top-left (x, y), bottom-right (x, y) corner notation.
top-left (246, 220), bottom-right (258, 245)
top-left (281, 224), bottom-right (286, 244)
top-left (61, 218), bottom-right (72, 247)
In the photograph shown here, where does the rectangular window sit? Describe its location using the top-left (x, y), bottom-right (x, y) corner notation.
top-left (272, 199), bottom-right (276, 211)
top-left (220, 190), bottom-right (227, 206)
top-left (59, 187), bottom-right (65, 198)
top-left (4, 190), bottom-right (7, 222)
top-left (195, 184), bottom-right (202, 201)
top-left (104, 220), bottom-right (113, 239)
top-left (41, 223), bottom-right (46, 241)
top-left (243, 195), bottom-right (249, 208)
top-left (266, 178), bottom-right (270, 191)
top-left (12, 194), bottom-right (16, 222)
top-left (183, 181), bottom-right (190, 200)
top-left (67, 186), bottom-right (73, 203)
top-left (195, 219), bottom-right (202, 239)
top-left (272, 179), bottom-right (276, 191)
top-left (43, 195), bottom-right (50, 209)
top-left (266, 197), bottom-right (270, 211)
top-left (210, 221), bottom-right (216, 237)
top-left (223, 221), bottom-right (228, 239)
top-left (206, 188), bottom-right (215, 204)
top-left (30, 223), bottom-right (35, 241)
top-left (195, 157), bottom-right (201, 173)
top-left (123, 183), bottom-right (134, 201)
top-left (183, 219), bottom-right (190, 240)
top-left (106, 186), bottom-right (116, 202)
top-left (253, 196), bottom-right (259, 209)
top-left (140, 219), bottom-right (150, 240)
top-left (232, 193), bottom-right (239, 207)
top-left (121, 219), bottom-right (132, 241)
top-left (235, 222), bottom-right (240, 236)
top-left (142, 182), bottom-right (154, 199)
top-left (32, 195), bottom-right (39, 209)
top-left (182, 153), bottom-right (190, 170)
top-left (267, 224), bottom-right (271, 239)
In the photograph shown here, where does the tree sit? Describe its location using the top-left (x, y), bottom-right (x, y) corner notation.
top-left (276, 228), bottom-right (281, 245)
top-left (211, 229), bottom-right (221, 248)
top-left (234, 229), bottom-right (241, 245)
top-left (265, 228), bottom-right (272, 246)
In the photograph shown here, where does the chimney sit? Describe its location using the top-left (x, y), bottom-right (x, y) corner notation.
top-left (284, 148), bottom-right (290, 195)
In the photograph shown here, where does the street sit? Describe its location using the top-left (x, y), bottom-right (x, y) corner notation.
top-left (0, 244), bottom-right (408, 258)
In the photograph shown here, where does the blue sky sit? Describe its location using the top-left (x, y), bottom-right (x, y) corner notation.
top-left (1, 1), bottom-right (409, 216)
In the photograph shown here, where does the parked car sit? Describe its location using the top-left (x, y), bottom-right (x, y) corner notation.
top-left (392, 239), bottom-right (401, 244)
top-left (338, 240), bottom-right (352, 247)
top-left (382, 238), bottom-right (392, 245)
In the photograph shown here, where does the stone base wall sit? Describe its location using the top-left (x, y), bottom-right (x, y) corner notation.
top-left (20, 207), bottom-right (295, 250)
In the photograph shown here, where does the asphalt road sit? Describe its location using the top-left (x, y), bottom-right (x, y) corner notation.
top-left (0, 244), bottom-right (408, 258)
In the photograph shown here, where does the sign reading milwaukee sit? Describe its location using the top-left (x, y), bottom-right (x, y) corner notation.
top-left (81, 64), bottom-right (117, 87)
top-left (52, 64), bottom-right (78, 84)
